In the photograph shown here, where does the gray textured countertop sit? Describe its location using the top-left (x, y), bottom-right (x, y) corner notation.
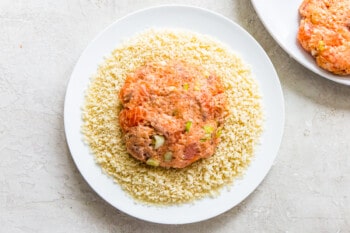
top-left (1, 0), bottom-right (349, 232)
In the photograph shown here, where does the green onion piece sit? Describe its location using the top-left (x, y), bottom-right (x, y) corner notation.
top-left (318, 40), bottom-right (325, 51)
top-left (185, 121), bottom-right (192, 132)
top-left (216, 129), bottom-right (222, 138)
top-left (203, 125), bottom-right (214, 134)
top-left (153, 135), bottom-right (165, 149)
top-left (164, 151), bottom-right (173, 162)
top-left (146, 158), bottom-right (160, 166)
top-left (183, 83), bottom-right (189, 90)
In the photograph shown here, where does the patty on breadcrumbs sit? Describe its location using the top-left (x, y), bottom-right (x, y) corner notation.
top-left (82, 29), bottom-right (263, 205)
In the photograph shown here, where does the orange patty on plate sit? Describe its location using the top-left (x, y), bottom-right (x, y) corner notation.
top-left (297, 0), bottom-right (350, 75)
top-left (119, 60), bottom-right (228, 168)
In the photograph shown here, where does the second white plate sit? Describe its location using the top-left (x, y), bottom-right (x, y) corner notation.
top-left (251, 0), bottom-right (350, 85)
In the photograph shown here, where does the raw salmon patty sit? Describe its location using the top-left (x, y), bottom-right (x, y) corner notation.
top-left (297, 0), bottom-right (350, 75)
top-left (119, 60), bottom-right (228, 168)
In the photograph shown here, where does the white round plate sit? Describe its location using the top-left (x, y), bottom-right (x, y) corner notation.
top-left (251, 0), bottom-right (350, 85)
top-left (64, 5), bottom-right (284, 224)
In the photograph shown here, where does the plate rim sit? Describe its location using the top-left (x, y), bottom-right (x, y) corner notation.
top-left (64, 4), bottom-right (285, 224)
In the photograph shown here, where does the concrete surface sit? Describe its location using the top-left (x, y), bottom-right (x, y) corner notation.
top-left (1, 0), bottom-right (349, 232)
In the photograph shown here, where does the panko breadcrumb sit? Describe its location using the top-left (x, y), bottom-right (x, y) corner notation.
top-left (82, 28), bottom-right (264, 205)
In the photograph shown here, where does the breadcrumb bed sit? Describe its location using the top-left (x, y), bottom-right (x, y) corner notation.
top-left (82, 28), bottom-right (264, 205)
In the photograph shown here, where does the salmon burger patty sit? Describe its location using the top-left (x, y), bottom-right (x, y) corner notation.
top-left (119, 60), bottom-right (228, 168)
top-left (297, 0), bottom-right (350, 75)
